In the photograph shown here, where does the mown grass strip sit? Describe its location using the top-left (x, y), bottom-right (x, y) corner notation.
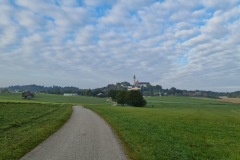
top-left (0, 103), bottom-right (72, 160)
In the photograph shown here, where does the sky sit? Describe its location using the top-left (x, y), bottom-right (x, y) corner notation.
top-left (0, 0), bottom-right (240, 92)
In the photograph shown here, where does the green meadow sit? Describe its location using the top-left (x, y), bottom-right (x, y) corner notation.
top-left (0, 93), bottom-right (109, 160)
top-left (0, 93), bottom-right (109, 104)
top-left (0, 94), bottom-right (64, 160)
top-left (1, 93), bottom-right (240, 160)
top-left (85, 97), bottom-right (240, 160)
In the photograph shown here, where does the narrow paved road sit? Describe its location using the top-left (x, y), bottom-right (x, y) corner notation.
top-left (20, 106), bottom-right (127, 160)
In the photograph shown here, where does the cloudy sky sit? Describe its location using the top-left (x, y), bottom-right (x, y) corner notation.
top-left (0, 0), bottom-right (240, 92)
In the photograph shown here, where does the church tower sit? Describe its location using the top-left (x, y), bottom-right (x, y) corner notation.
top-left (133, 75), bottom-right (136, 85)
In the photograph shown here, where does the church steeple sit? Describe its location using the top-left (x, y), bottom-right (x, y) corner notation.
top-left (133, 75), bottom-right (136, 85)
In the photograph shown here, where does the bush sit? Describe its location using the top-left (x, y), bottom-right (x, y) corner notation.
top-left (126, 90), bottom-right (147, 107)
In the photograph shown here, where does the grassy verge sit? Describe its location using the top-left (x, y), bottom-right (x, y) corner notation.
top-left (84, 98), bottom-right (240, 160)
top-left (0, 102), bottom-right (72, 160)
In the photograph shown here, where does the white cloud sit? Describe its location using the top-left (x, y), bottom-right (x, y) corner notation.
top-left (202, 0), bottom-right (239, 10)
top-left (0, 26), bottom-right (19, 49)
top-left (0, 0), bottom-right (240, 91)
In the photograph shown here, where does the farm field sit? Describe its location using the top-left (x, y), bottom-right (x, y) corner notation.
top-left (0, 93), bottom-right (110, 160)
top-left (34, 93), bottom-right (109, 105)
top-left (219, 98), bottom-right (240, 104)
top-left (0, 101), bottom-right (72, 160)
top-left (1, 93), bottom-right (240, 160)
top-left (85, 96), bottom-right (240, 160)
top-left (145, 96), bottom-right (221, 108)
top-left (0, 93), bottom-right (109, 105)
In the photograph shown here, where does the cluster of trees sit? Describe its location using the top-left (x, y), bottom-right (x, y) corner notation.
top-left (0, 88), bottom-right (9, 93)
top-left (141, 86), bottom-right (183, 96)
top-left (228, 91), bottom-right (240, 98)
top-left (7, 85), bottom-right (106, 97)
top-left (108, 90), bottom-right (146, 107)
top-left (8, 85), bottom-right (80, 95)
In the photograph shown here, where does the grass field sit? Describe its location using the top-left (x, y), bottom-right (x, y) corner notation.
top-left (145, 96), bottom-right (220, 108)
top-left (85, 96), bottom-right (240, 160)
top-left (1, 93), bottom-right (240, 160)
top-left (0, 93), bottom-right (109, 105)
top-left (0, 99), bottom-right (72, 160)
top-left (0, 93), bottom-right (110, 160)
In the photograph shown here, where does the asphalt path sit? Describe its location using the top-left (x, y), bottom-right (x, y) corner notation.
top-left (20, 106), bottom-right (127, 160)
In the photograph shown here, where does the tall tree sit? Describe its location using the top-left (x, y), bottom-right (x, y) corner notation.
top-left (156, 85), bottom-right (162, 91)
top-left (108, 90), bottom-right (119, 101)
top-left (116, 90), bottom-right (127, 106)
top-left (86, 89), bottom-right (93, 96)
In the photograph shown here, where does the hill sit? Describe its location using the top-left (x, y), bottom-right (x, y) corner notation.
top-left (4, 83), bottom-right (240, 98)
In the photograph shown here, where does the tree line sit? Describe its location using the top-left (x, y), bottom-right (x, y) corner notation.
top-left (3, 83), bottom-right (239, 98)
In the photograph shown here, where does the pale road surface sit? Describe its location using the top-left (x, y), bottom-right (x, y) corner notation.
top-left (20, 106), bottom-right (127, 160)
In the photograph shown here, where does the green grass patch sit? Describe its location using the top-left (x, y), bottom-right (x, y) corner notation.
top-left (0, 93), bottom-right (24, 102)
top-left (0, 102), bottom-right (72, 160)
top-left (145, 96), bottom-right (222, 108)
top-left (85, 97), bottom-right (240, 160)
top-left (34, 94), bottom-right (109, 105)
top-left (0, 93), bottom-right (109, 160)
top-left (0, 93), bottom-right (109, 105)
top-left (2, 93), bottom-right (240, 160)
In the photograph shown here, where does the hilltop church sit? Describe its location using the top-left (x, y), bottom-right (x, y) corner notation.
top-left (125, 75), bottom-right (150, 91)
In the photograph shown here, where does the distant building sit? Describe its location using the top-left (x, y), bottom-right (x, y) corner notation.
top-left (138, 82), bottom-right (151, 87)
top-left (194, 92), bottom-right (202, 96)
top-left (63, 93), bottom-right (77, 96)
top-left (127, 75), bottom-right (150, 91)
top-left (97, 93), bottom-right (104, 97)
top-left (219, 96), bottom-right (228, 99)
top-left (129, 87), bottom-right (141, 91)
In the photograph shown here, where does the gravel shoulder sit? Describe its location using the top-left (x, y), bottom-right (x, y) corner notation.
top-left (20, 106), bottom-right (127, 160)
